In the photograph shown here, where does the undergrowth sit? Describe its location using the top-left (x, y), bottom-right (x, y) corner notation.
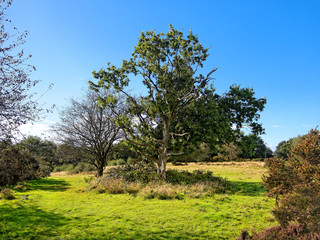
top-left (90, 164), bottom-right (232, 199)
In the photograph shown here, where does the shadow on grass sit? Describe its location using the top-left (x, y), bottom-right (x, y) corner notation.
top-left (0, 204), bottom-right (69, 239)
top-left (229, 181), bottom-right (266, 196)
top-left (27, 178), bottom-right (71, 192)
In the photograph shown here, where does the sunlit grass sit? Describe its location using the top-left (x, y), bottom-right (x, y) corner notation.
top-left (0, 162), bottom-right (276, 239)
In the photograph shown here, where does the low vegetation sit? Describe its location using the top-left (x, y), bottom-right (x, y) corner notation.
top-left (0, 162), bottom-right (276, 239)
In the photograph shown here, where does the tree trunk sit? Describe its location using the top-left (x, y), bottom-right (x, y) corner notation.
top-left (157, 154), bottom-right (168, 180)
top-left (157, 121), bottom-right (170, 180)
top-left (97, 157), bottom-right (105, 177)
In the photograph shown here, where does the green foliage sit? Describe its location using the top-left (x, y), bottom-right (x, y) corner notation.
top-left (53, 164), bottom-right (74, 172)
top-left (173, 87), bottom-right (267, 158)
top-left (0, 142), bottom-right (48, 186)
top-left (107, 163), bottom-right (161, 184)
top-left (111, 140), bottom-right (138, 162)
top-left (70, 162), bottom-right (96, 174)
top-left (166, 169), bottom-right (228, 186)
top-left (91, 25), bottom-right (266, 179)
top-left (238, 134), bottom-right (272, 159)
top-left (263, 129), bottom-right (320, 234)
top-left (107, 159), bottom-right (127, 166)
top-left (274, 135), bottom-right (303, 159)
top-left (18, 136), bottom-right (58, 174)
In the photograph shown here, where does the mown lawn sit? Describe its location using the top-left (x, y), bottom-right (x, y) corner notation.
top-left (0, 162), bottom-right (276, 239)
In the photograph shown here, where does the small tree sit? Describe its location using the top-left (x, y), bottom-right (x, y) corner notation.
top-left (91, 26), bottom-right (266, 179)
top-left (0, 141), bottom-right (46, 186)
top-left (263, 129), bottom-right (320, 234)
top-left (53, 90), bottom-right (122, 177)
top-left (0, 1), bottom-right (42, 140)
top-left (18, 136), bottom-right (58, 173)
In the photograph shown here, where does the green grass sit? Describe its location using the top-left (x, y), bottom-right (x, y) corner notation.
top-left (0, 162), bottom-right (276, 239)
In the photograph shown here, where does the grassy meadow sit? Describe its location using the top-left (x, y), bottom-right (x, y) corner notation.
top-left (0, 162), bottom-right (277, 239)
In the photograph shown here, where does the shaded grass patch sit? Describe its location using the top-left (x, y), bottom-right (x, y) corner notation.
top-left (0, 204), bottom-right (69, 239)
top-left (27, 177), bottom-right (70, 192)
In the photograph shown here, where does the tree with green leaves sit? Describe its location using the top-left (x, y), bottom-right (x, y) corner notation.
top-left (18, 136), bottom-right (58, 173)
top-left (238, 134), bottom-right (273, 159)
top-left (274, 135), bottom-right (303, 159)
top-left (90, 26), bottom-right (266, 179)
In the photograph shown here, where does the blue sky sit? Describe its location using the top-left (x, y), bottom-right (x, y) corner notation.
top-left (7, 0), bottom-right (320, 150)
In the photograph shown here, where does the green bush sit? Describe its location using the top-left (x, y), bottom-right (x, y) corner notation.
top-left (53, 164), bottom-right (74, 172)
top-left (0, 144), bottom-right (48, 186)
top-left (167, 169), bottom-right (228, 184)
top-left (70, 162), bottom-right (96, 174)
top-left (106, 163), bottom-right (161, 184)
top-left (107, 159), bottom-right (127, 166)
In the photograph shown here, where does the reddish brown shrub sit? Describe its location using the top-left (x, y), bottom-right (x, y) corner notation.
top-left (262, 129), bottom-right (320, 234)
top-left (237, 224), bottom-right (320, 240)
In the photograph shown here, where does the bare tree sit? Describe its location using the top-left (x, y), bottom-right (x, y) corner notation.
top-left (0, 0), bottom-right (42, 140)
top-left (53, 90), bottom-right (122, 176)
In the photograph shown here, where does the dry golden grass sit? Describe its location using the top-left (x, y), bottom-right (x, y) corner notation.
top-left (167, 161), bottom-right (267, 182)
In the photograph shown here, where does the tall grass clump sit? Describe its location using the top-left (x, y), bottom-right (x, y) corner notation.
top-left (90, 163), bottom-right (231, 199)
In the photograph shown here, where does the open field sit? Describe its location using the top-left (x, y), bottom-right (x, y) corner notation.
top-left (0, 162), bottom-right (276, 239)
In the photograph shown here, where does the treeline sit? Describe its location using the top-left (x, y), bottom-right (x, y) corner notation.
top-left (1, 132), bottom-right (272, 186)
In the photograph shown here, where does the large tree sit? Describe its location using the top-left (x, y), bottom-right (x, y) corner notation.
top-left (53, 90), bottom-right (122, 176)
top-left (90, 26), bottom-right (266, 179)
top-left (0, 0), bottom-right (41, 140)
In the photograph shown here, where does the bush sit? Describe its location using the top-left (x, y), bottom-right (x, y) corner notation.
top-left (53, 164), bottom-right (74, 172)
top-left (70, 162), bottom-right (96, 174)
top-left (166, 169), bottom-right (231, 192)
top-left (0, 188), bottom-right (15, 200)
top-left (237, 224), bottom-right (320, 240)
top-left (107, 159), bottom-right (127, 166)
top-left (0, 144), bottom-right (48, 186)
top-left (263, 129), bottom-right (320, 234)
top-left (90, 177), bottom-right (141, 195)
top-left (100, 164), bottom-right (231, 199)
top-left (106, 163), bottom-right (161, 184)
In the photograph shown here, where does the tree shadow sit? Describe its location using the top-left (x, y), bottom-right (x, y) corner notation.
top-left (229, 181), bottom-right (266, 196)
top-left (26, 178), bottom-right (71, 192)
top-left (0, 204), bottom-right (70, 239)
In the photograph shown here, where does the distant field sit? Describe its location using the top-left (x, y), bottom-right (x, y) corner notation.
top-left (0, 162), bottom-right (276, 239)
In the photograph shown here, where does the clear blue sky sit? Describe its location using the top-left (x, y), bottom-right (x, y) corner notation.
top-left (8, 0), bottom-right (320, 150)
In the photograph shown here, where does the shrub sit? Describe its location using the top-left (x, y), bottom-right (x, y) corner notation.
top-left (263, 129), bottom-right (320, 234)
top-left (0, 188), bottom-right (15, 200)
top-left (107, 159), bottom-right (127, 166)
top-left (106, 163), bottom-right (161, 184)
top-left (98, 165), bottom-right (232, 199)
top-left (14, 182), bottom-right (30, 192)
top-left (166, 169), bottom-right (231, 192)
top-left (237, 224), bottom-right (320, 240)
top-left (90, 177), bottom-right (142, 195)
top-left (70, 162), bottom-right (96, 174)
top-left (53, 164), bottom-right (74, 172)
top-left (0, 144), bottom-right (47, 186)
